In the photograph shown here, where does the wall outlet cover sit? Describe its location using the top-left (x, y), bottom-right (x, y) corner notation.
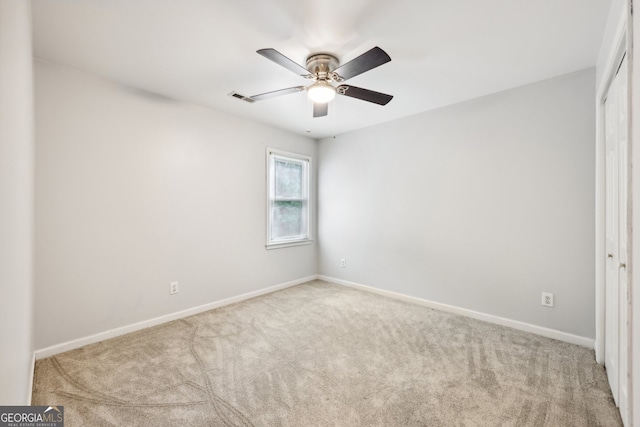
top-left (170, 281), bottom-right (179, 295)
top-left (541, 292), bottom-right (553, 307)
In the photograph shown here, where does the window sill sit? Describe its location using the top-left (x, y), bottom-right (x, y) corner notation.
top-left (266, 239), bottom-right (313, 250)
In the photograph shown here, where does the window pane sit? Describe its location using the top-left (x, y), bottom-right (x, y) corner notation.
top-left (272, 200), bottom-right (303, 238)
top-left (275, 160), bottom-right (302, 199)
top-left (266, 149), bottom-right (311, 247)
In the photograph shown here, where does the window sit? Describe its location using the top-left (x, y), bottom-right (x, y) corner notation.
top-left (266, 149), bottom-right (312, 248)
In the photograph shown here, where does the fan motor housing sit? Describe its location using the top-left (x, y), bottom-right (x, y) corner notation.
top-left (306, 54), bottom-right (339, 80)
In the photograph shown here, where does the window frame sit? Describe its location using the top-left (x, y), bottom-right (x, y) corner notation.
top-left (265, 148), bottom-right (313, 249)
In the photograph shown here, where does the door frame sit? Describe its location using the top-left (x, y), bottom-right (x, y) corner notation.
top-left (631, 2), bottom-right (640, 424)
top-left (595, 3), bottom-right (633, 425)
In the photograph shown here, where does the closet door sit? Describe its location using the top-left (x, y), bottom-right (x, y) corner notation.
top-left (604, 55), bottom-right (628, 420)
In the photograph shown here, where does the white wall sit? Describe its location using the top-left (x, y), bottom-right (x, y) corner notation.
top-left (318, 69), bottom-right (596, 339)
top-left (34, 61), bottom-right (317, 350)
top-left (0, 0), bottom-right (35, 404)
top-left (631, 1), bottom-right (639, 423)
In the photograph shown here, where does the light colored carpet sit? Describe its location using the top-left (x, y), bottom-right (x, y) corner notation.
top-left (33, 280), bottom-right (622, 426)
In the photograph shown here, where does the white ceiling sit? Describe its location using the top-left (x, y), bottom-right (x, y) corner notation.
top-left (32, 0), bottom-right (612, 139)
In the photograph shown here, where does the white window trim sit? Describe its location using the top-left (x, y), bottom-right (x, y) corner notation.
top-left (266, 148), bottom-right (313, 249)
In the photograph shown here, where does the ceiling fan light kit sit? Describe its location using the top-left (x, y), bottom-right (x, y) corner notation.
top-left (246, 46), bottom-right (393, 118)
top-left (307, 81), bottom-right (336, 103)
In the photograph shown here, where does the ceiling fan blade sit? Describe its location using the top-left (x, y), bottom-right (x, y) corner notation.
top-left (250, 86), bottom-right (306, 101)
top-left (257, 48), bottom-right (310, 77)
top-left (333, 47), bottom-right (391, 81)
top-left (337, 85), bottom-right (393, 106)
top-left (313, 102), bottom-right (328, 118)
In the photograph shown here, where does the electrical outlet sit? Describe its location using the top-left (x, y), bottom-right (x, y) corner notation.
top-left (170, 281), bottom-right (179, 295)
top-left (541, 292), bottom-right (553, 307)
top-left (340, 258), bottom-right (346, 268)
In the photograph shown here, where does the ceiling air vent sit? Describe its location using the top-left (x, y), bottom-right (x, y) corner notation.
top-left (228, 91), bottom-right (255, 103)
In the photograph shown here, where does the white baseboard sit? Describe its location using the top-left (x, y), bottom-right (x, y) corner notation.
top-left (34, 274), bottom-right (593, 360)
top-left (27, 351), bottom-right (35, 404)
top-left (318, 275), bottom-right (594, 349)
top-left (35, 275), bottom-right (318, 360)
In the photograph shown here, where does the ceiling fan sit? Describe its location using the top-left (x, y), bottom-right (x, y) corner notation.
top-left (249, 46), bottom-right (393, 118)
